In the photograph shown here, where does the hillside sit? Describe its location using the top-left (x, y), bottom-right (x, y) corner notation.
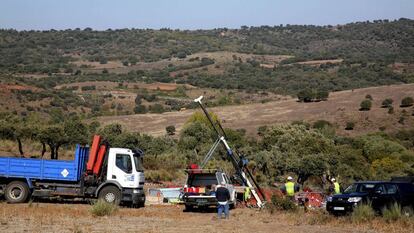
top-left (98, 84), bottom-right (414, 137)
top-left (1, 19), bottom-right (414, 121)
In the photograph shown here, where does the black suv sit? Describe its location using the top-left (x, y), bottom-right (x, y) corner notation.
top-left (326, 181), bottom-right (414, 215)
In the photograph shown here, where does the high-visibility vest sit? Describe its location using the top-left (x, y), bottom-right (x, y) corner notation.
top-left (244, 187), bottom-right (251, 201)
top-left (285, 181), bottom-right (295, 196)
top-left (334, 182), bottom-right (340, 194)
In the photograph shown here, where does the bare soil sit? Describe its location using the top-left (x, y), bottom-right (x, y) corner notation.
top-left (98, 84), bottom-right (414, 137)
top-left (1, 202), bottom-right (409, 233)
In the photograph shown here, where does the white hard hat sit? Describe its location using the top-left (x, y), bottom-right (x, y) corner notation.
top-left (331, 178), bottom-right (336, 182)
top-left (287, 176), bottom-right (293, 181)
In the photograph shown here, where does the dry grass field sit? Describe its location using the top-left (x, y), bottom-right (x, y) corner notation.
top-left (0, 202), bottom-right (412, 233)
top-left (98, 84), bottom-right (414, 137)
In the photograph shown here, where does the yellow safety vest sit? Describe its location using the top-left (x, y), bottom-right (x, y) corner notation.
top-left (334, 182), bottom-right (340, 194)
top-left (285, 181), bottom-right (295, 196)
top-left (244, 187), bottom-right (251, 201)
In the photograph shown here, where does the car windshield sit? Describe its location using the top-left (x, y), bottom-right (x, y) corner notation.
top-left (188, 174), bottom-right (218, 187)
top-left (133, 153), bottom-right (144, 172)
top-left (343, 183), bottom-right (376, 194)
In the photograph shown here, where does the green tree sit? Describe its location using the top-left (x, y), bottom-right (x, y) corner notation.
top-left (166, 125), bottom-right (176, 135)
top-left (345, 122), bottom-right (355, 130)
top-left (360, 100), bottom-right (372, 111)
top-left (401, 97), bottom-right (413, 107)
top-left (381, 98), bottom-right (393, 108)
top-left (0, 113), bottom-right (33, 156)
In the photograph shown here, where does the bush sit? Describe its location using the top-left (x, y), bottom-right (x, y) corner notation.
top-left (388, 106), bottom-right (394, 114)
top-left (134, 105), bottom-right (147, 114)
top-left (81, 85), bottom-right (96, 91)
top-left (382, 203), bottom-right (402, 222)
top-left (381, 98), bottom-right (393, 108)
top-left (365, 94), bottom-right (373, 100)
top-left (166, 125), bottom-right (175, 135)
top-left (351, 203), bottom-right (375, 223)
top-left (313, 120), bottom-right (332, 129)
top-left (268, 194), bottom-right (297, 213)
top-left (90, 200), bottom-right (118, 216)
top-left (345, 122), bottom-right (355, 130)
top-left (149, 104), bottom-right (165, 113)
top-left (401, 97), bottom-right (414, 107)
top-left (360, 100), bottom-right (372, 111)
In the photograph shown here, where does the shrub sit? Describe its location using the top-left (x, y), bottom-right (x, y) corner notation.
top-left (90, 200), bottom-right (118, 216)
top-left (388, 106), bottom-right (394, 114)
top-left (312, 120), bottom-right (332, 129)
top-left (166, 125), bottom-right (175, 135)
top-left (351, 203), bottom-right (375, 223)
top-left (365, 94), bottom-right (373, 100)
top-left (382, 203), bottom-right (402, 222)
top-left (134, 105), bottom-right (147, 114)
top-left (360, 100), bottom-right (372, 111)
top-left (401, 97), bottom-right (414, 107)
top-left (268, 194), bottom-right (297, 213)
top-left (149, 104), bottom-right (165, 113)
top-left (345, 122), bottom-right (355, 130)
top-left (81, 85), bottom-right (96, 91)
top-left (381, 98), bottom-right (393, 108)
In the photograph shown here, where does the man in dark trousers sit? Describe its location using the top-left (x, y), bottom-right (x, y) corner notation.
top-left (216, 181), bottom-right (230, 219)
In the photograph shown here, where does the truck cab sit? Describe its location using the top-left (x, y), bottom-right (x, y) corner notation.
top-left (98, 148), bottom-right (145, 205)
top-left (182, 169), bottom-right (236, 210)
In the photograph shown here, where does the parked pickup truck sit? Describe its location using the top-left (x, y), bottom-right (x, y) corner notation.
top-left (326, 181), bottom-right (414, 215)
top-left (182, 169), bottom-right (236, 210)
top-left (0, 135), bottom-right (145, 207)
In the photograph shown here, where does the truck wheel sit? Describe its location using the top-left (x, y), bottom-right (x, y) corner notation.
top-left (5, 181), bottom-right (30, 203)
top-left (98, 186), bottom-right (121, 205)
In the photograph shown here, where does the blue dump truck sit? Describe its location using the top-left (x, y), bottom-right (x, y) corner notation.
top-left (0, 135), bottom-right (145, 206)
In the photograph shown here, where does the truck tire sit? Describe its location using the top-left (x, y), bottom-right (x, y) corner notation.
top-left (5, 181), bottom-right (30, 203)
top-left (98, 186), bottom-right (121, 205)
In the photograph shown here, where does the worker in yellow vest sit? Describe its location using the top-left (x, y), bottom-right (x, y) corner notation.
top-left (281, 176), bottom-right (300, 200)
top-left (330, 178), bottom-right (341, 194)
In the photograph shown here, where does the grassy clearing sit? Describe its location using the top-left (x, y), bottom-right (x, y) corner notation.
top-left (90, 200), bottom-right (118, 217)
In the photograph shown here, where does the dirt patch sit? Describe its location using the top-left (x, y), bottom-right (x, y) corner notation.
top-left (296, 59), bottom-right (343, 66)
top-left (128, 82), bottom-right (195, 91)
top-left (0, 203), bottom-right (405, 233)
top-left (0, 84), bottom-right (41, 92)
top-left (70, 60), bottom-right (124, 69)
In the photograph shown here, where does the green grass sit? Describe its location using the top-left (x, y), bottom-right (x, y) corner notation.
top-left (90, 199), bottom-right (118, 217)
top-left (351, 203), bottom-right (375, 223)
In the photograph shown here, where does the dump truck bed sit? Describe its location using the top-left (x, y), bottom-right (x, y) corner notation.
top-left (0, 145), bottom-right (89, 182)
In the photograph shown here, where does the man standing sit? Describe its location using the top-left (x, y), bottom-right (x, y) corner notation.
top-left (216, 181), bottom-right (230, 219)
top-left (281, 176), bottom-right (300, 200)
top-left (329, 178), bottom-right (341, 194)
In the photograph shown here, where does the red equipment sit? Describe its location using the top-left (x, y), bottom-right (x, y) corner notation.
top-left (93, 144), bottom-right (107, 175)
top-left (86, 135), bottom-right (101, 173)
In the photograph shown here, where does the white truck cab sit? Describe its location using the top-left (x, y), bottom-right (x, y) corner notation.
top-left (98, 148), bottom-right (145, 206)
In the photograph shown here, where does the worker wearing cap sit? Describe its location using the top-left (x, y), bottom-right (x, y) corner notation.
top-left (216, 181), bottom-right (231, 219)
top-left (281, 176), bottom-right (300, 200)
top-left (330, 178), bottom-right (341, 194)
